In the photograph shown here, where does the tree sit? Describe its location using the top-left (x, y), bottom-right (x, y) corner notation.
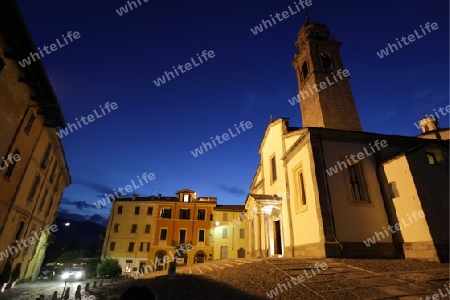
top-left (87, 243), bottom-right (100, 258)
top-left (56, 252), bottom-right (81, 268)
top-left (98, 259), bottom-right (122, 278)
top-left (67, 241), bottom-right (81, 252)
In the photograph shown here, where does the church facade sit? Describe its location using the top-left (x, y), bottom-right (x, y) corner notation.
top-left (245, 19), bottom-right (448, 263)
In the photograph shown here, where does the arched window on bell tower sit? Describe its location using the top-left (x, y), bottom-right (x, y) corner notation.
top-left (301, 61), bottom-right (309, 80)
top-left (320, 52), bottom-right (333, 69)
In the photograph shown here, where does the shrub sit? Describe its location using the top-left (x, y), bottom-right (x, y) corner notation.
top-left (85, 258), bottom-right (99, 278)
top-left (98, 259), bottom-right (122, 278)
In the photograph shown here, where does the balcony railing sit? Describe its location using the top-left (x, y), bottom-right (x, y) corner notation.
top-left (171, 241), bottom-right (193, 248)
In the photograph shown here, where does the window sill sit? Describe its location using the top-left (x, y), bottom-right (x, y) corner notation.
top-left (349, 199), bottom-right (372, 206)
top-left (296, 205), bottom-right (308, 214)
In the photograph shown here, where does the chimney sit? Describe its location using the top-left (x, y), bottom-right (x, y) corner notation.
top-left (132, 194), bottom-right (137, 200)
top-left (419, 116), bottom-right (439, 133)
top-left (158, 194), bottom-right (162, 198)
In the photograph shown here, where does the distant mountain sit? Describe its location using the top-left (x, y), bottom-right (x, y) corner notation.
top-left (57, 209), bottom-right (109, 227)
top-left (53, 217), bottom-right (105, 250)
top-left (43, 218), bottom-right (106, 264)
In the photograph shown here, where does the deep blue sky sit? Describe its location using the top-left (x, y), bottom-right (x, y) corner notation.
top-left (16, 0), bottom-right (449, 226)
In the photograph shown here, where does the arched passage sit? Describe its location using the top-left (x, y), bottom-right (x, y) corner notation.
top-left (154, 250), bottom-right (167, 271)
top-left (237, 248), bottom-right (245, 258)
top-left (175, 250), bottom-right (188, 266)
top-left (194, 251), bottom-right (206, 263)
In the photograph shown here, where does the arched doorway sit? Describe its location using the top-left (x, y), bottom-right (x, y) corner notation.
top-left (155, 250), bottom-right (167, 271)
top-left (237, 248), bottom-right (245, 258)
top-left (174, 250), bottom-right (188, 266)
top-left (194, 251), bottom-right (206, 263)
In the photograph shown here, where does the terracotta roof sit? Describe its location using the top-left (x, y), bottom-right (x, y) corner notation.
top-left (214, 205), bottom-right (245, 211)
top-left (176, 189), bottom-right (196, 194)
top-left (113, 196), bottom-right (178, 202)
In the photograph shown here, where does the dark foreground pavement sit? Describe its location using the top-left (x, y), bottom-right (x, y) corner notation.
top-left (3, 258), bottom-right (449, 299)
top-left (88, 258), bottom-right (449, 300)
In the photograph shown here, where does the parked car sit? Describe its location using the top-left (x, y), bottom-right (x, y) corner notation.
top-left (39, 268), bottom-right (50, 277)
top-left (61, 267), bottom-right (86, 281)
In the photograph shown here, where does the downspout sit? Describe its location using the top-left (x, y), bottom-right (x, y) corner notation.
top-left (318, 129), bottom-right (343, 256)
top-left (282, 157), bottom-right (295, 258)
top-left (191, 202), bottom-right (196, 263)
top-left (232, 211), bottom-right (235, 251)
top-left (281, 125), bottom-right (295, 258)
top-left (374, 152), bottom-right (404, 258)
top-left (172, 202), bottom-right (177, 246)
top-left (191, 203), bottom-right (196, 244)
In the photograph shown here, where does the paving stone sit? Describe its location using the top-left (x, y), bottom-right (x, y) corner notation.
top-left (4, 258), bottom-right (449, 299)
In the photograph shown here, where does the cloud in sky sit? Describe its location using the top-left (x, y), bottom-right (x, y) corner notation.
top-left (61, 197), bottom-right (92, 210)
top-left (217, 184), bottom-right (247, 196)
top-left (74, 179), bottom-right (113, 194)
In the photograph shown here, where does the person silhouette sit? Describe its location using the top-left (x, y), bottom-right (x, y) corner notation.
top-left (120, 286), bottom-right (157, 300)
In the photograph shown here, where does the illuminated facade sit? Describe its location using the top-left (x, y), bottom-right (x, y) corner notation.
top-left (0, 0), bottom-right (71, 282)
top-left (246, 19), bottom-right (448, 263)
top-left (102, 190), bottom-right (217, 273)
top-left (212, 205), bottom-right (249, 260)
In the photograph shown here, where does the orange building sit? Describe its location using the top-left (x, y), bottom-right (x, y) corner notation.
top-left (149, 189), bottom-right (216, 270)
top-left (102, 189), bottom-right (217, 275)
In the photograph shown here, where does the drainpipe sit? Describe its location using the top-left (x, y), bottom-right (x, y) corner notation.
top-left (282, 141), bottom-right (295, 257)
top-left (374, 152), bottom-right (404, 259)
top-left (318, 129), bottom-right (343, 256)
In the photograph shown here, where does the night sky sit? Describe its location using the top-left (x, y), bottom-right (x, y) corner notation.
top-left (15, 0), bottom-right (449, 226)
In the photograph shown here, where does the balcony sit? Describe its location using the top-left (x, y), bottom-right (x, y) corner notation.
top-left (171, 241), bottom-right (193, 250)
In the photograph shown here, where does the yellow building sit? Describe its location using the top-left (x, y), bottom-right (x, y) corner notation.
top-left (0, 0), bottom-right (71, 282)
top-left (102, 189), bottom-right (217, 275)
top-left (101, 194), bottom-right (156, 275)
top-left (245, 19), bottom-right (448, 262)
top-left (212, 205), bottom-right (249, 260)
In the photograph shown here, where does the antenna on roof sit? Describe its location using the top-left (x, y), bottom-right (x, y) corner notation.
top-left (305, 7), bottom-right (310, 21)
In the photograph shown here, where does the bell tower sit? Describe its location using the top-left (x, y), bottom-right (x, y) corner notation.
top-left (292, 19), bottom-right (362, 131)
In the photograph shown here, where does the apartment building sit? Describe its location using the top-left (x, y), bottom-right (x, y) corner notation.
top-left (0, 0), bottom-right (71, 282)
top-left (101, 194), bottom-right (156, 274)
top-left (102, 189), bottom-right (217, 274)
top-left (212, 205), bottom-right (249, 260)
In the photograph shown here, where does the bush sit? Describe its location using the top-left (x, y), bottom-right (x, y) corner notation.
top-left (98, 259), bottom-right (122, 278)
top-left (85, 259), bottom-right (100, 278)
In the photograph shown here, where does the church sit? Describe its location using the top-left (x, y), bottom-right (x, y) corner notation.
top-left (244, 18), bottom-right (449, 263)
